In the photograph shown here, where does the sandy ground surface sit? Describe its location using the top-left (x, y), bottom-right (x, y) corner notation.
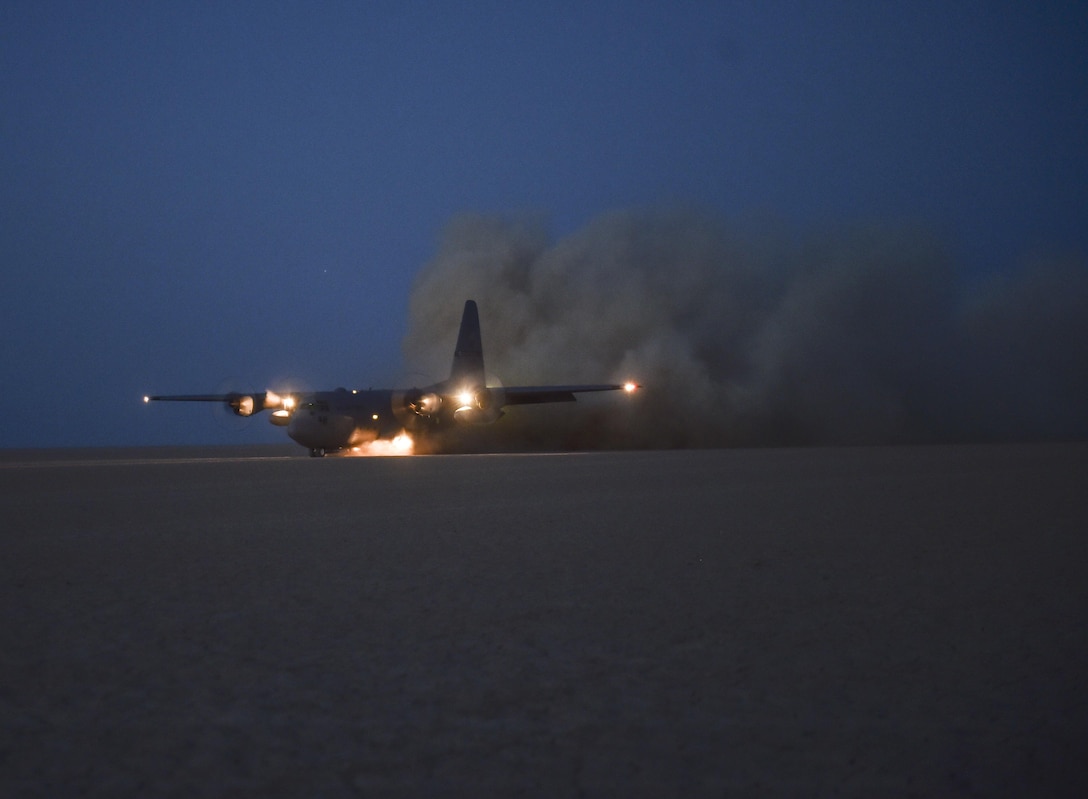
top-left (1, 444), bottom-right (1086, 796)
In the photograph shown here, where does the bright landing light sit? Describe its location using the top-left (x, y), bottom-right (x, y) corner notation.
top-left (623, 382), bottom-right (638, 393)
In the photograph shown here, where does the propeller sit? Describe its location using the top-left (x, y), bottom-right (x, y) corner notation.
top-left (209, 377), bottom-right (248, 432)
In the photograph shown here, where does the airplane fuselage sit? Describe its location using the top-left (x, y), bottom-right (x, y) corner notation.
top-left (285, 388), bottom-right (413, 453)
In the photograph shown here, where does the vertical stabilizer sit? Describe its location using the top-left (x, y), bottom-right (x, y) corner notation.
top-left (450, 300), bottom-right (485, 387)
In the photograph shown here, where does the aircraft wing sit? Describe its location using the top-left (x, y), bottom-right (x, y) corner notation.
top-left (144, 394), bottom-right (239, 402)
top-left (502, 384), bottom-right (638, 406)
top-left (144, 391), bottom-right (294, 417)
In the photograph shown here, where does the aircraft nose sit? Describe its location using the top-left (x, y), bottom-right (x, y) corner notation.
top-left (286, 407), bottom-right (323, 446)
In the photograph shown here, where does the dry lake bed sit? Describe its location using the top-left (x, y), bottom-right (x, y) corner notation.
top-left (2, 444), bottom-right (1086, 796)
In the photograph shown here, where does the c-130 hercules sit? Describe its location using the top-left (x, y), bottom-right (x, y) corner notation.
top-left (145, 300), bottom-right (639, 456)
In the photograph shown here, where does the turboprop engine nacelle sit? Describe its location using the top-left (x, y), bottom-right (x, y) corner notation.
top-left (226, 392), bottom-right (266, 417)
top-left (404, 389), bottom-right (442, 417)
top-left (453, 387), bottom-right (503, 425)
top-left (226, 391), bottom-right (294, 418)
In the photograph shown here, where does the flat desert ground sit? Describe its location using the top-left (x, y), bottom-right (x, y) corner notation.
top-left (2, 444), bottom-right (1086, 796)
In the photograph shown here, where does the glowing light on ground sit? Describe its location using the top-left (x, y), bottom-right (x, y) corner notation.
top-left (346, 432), bottom-right (415, 457)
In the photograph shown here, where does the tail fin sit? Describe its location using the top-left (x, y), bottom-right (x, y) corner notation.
top-left (449, 300), bottom-right (485, 387)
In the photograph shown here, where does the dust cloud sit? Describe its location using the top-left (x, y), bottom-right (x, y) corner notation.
top-left (403, 210), bottom-right (1087, 450)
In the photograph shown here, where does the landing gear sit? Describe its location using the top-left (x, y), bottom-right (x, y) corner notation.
top-left (309, 448), bottom-right (325, 458)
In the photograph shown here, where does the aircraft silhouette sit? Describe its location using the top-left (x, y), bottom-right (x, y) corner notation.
top-left (145, 300), bottom-right (638, 456)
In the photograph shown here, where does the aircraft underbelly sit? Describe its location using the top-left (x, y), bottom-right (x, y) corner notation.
top-left (346, 411), bottom-right (402, 445)
top-left (287, 412), bottom-right (354, 450)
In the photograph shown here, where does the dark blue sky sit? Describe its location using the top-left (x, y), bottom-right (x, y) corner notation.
top-left (3, 2), bottom-right (1086, 448)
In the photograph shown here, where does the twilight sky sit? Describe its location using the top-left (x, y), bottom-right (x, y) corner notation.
top-left (2, 1), bottom-right (1086, 448)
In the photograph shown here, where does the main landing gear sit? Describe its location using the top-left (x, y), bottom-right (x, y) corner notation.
top-left (309, 448), bottom-right (326, 458)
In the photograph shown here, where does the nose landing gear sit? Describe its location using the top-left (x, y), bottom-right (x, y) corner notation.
top-left (309, 448), bottom-right (325, 458)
